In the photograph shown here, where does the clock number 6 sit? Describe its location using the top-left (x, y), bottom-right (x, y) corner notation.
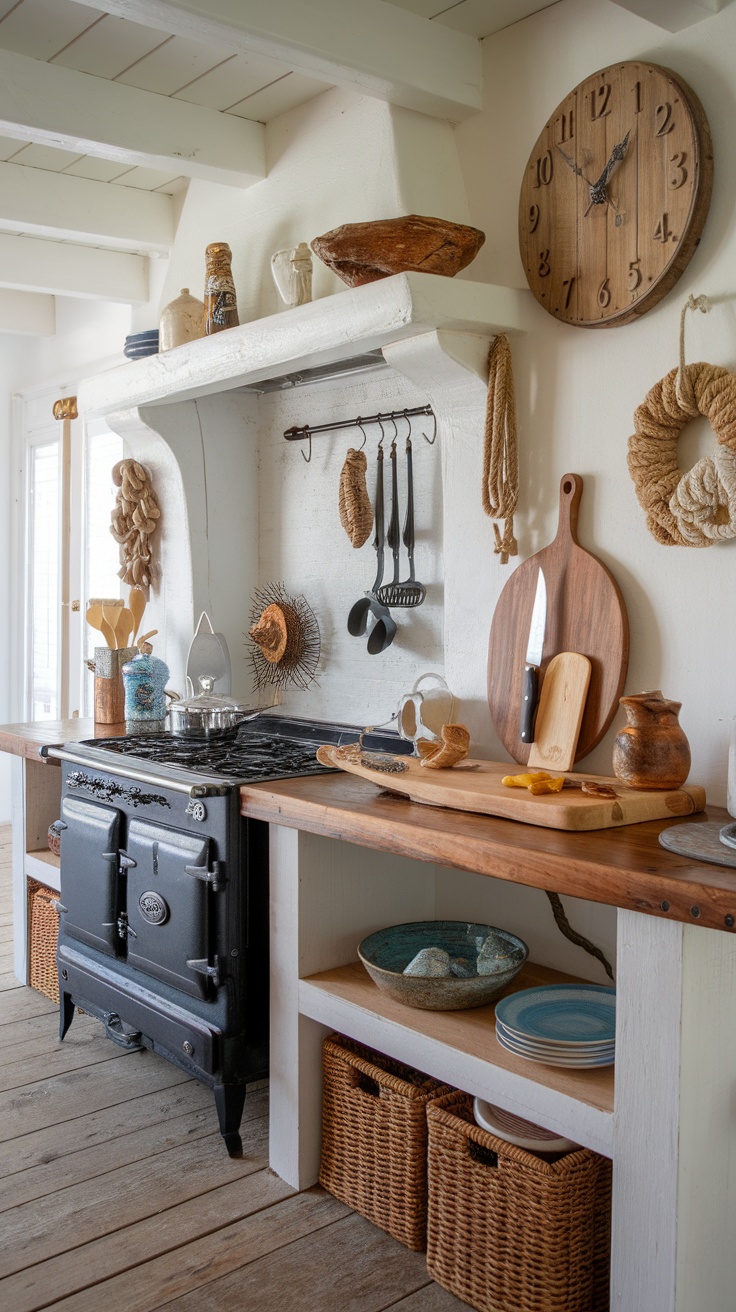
top-left (598, 279), bottom-right (611, 309)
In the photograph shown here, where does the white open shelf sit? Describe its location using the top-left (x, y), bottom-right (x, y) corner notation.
top-left (25, 849), bottom-right (61, 892)
top-left (299, 961), bottom-right (614, 1158)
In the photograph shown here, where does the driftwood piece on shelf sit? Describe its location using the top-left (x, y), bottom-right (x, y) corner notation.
top-left (311, 214), bottom-right (485, 288)
top-left (110, 458), bottom-right (161, 590)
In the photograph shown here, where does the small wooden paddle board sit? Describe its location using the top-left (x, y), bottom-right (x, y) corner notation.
top-left (317, 745), bottom-right (705, 832)
top-left (488, 473), bottom-right (629, 767)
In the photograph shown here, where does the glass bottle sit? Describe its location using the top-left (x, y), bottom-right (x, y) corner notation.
top-left (203, 242), bottom-right (239, 335)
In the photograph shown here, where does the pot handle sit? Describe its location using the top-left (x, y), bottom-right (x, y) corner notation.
top-left (164, 688), bottom-right (182, 703)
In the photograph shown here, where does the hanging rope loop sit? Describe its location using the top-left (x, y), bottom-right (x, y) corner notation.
top-left (482, 334), bottom-right (519, 564)
top-left (627, 295), bottom-right (736, 547)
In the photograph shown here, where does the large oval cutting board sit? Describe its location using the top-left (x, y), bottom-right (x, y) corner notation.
top-left (488, 474), bottom-right (629, 765)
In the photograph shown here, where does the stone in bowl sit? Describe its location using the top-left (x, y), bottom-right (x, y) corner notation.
top-left (357, 920), bottom-right (528, 1011)
top-left (311, 214), bottom-right (485, 288)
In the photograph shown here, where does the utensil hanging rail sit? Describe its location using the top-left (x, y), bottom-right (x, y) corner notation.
top-left (283, 405), bottom-right (434, 444)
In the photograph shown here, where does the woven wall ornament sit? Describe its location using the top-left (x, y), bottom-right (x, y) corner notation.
top-left (110, 459), bottom-right (161, 587)
top-left (339, 446), bottom-right (373, 547)
top-left (247, 582), bottom-right (320, 692)
top-left (482, 333), bottom-right (519, 564)
top-left (627, 295), bottom-right (736, 547)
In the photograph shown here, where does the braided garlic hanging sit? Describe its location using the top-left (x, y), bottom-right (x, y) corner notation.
top-left (110, 458), bottom-right (160, 588)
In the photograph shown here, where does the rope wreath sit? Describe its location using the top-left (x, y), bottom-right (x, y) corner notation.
top-left (482, 333), bottom-right (519, 564)
top-left (628, 296), bottom-right (736, 547)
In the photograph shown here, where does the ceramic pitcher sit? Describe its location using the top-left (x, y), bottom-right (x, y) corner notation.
top-left (397, 673), bottom-right (457, 745)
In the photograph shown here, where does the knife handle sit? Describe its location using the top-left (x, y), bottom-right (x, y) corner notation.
top-left (520, 664), bottom-right (539, 744)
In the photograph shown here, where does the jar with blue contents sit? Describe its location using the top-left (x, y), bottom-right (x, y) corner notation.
top-left (122, 645), bottom-right (170, 726)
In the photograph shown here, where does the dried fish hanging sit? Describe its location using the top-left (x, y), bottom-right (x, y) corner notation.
top-left (339, 446), bottom-right (373, 547)
top-left (482, 334), bottom-right (519, 565)
top-left (109, 458), bottom-right (161, 589)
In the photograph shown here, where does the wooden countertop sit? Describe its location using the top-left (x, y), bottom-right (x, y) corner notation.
top-left (2, 719), bottom-right (734, 933)
top-left (0, 719), bottom-right (125, 762)
top-left (239, 770), bottom-right (736, 934)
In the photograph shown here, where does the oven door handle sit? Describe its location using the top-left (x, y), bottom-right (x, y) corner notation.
top-left (40, 746), bottom-right (232, 798)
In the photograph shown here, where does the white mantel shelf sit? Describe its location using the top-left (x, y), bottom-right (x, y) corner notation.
top-left (77, 272), bottom-right (531, 418)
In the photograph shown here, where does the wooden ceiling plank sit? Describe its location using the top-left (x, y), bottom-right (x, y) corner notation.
top-left (0, 288), bottom-right (55, 336)
top-left (51, 12), bottom-right (172, 79)
top-left (68, 0), bottom-right (482, 120)
top-left (172, 50), bottom-right (294, 111)
top-left (0, 160), bottom-right (173, 251)
top-left (114, 32), bottom-right (235, 95)
top-left (227, 73), bottom-right (334, 123)
top-left (0, 47), bottom-right (265, 186)
top-left (609, 0), bottom-right (722, 29)
top-left (0, 232), bottom-right (148, 301)
top-left (0, 0), bottom-right (105, 61)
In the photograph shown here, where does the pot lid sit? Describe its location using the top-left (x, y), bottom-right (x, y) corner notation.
top-left (175, 674), bottom-right (239, 713)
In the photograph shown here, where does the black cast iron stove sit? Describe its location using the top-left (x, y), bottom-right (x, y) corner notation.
top-left (45, 716), bottom-right (408, 1155)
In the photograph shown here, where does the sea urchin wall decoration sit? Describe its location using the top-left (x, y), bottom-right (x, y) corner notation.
top-left (110, 459), bottom-right (161, 589)
top-left (247, 582), bottom-right (320, 692)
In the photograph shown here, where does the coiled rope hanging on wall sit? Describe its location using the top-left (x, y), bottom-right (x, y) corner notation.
top-left (627, 295), bottom-right (736, 547)
top-left (482, 333), bottom-right (519, 564)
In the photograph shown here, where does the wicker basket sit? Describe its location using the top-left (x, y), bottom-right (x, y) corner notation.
top-left (426, 1091), bottom-right (612, 1312)
top-left (319, 1033), bottom-right (451, 1250)
top-left (27, 879), bottom-right (60, 1003)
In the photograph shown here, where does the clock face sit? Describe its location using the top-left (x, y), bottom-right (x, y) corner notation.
top-left (518, 63), bottom-right (713, 328)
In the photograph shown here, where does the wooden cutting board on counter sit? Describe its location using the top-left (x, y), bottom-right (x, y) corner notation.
top-left (488, 473), bottom-right (629, 767)
top-left (317, 745), bottom-right (705, 832)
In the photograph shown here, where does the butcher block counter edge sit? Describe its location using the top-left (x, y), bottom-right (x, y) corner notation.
top-left (1, 720), bottom-right (734, 934)
top-left (240, 770), bottom-right (736, 934)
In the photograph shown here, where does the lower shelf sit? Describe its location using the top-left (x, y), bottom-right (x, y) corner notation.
top-left (299, 959), bottom-right (614, 1158)
top-left (25, 849), bottom-right (61, 892)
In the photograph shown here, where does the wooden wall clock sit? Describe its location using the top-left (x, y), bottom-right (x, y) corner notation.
top-left (518, 62), bottom-right (713, 328)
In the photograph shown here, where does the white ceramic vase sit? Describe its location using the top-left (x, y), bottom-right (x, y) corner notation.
top-left (271, 243), bottom-right (313, 308)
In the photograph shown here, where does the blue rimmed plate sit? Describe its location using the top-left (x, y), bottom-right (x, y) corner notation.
top-left (495, 1017), bottom-right (614, 1056)
top-left (495, 983), bottom-right (616, 1045)
top-left (496, 1027), bottom-right (615, 1068)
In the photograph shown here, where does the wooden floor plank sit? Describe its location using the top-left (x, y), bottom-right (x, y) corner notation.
top-left (0, 971), bottom-right (29, 991)
top-left (2, 1171), bottom-right (302, 1312)
top-left (0, 1084), bottom-right (267, 1212)
top-left (0, 1079), bottom-right (216, 1182)
top-left (387, 1285), bottom-right (469, 1310)
top-left (0, 1021), bottom-right (128, 1091)
top-left (155, 1212), bottom-right (433, 1312)
top-left (0, 989), bottom-right (57, 1025)
top-left (0, 1048), bottom-right (189, 1142)
top-left (1, 1010), bottom-right (72, 1052)
top-left (1, 1119), bottom-right (270, 1278)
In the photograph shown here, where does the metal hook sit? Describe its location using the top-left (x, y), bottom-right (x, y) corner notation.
top-left (421, 410), bottom-right (437, 445)
top-left (301, 432), bottom-right (312, 463)
top-left (355, 418), bottom-right (367, 451)
top-left (376, 416), bottom-right (386, 448)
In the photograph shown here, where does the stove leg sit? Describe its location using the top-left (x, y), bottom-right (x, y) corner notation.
top-left (59, 992), bottom-right (75, 1041)
top-left (214, 1083), bottom-right (246, 1157)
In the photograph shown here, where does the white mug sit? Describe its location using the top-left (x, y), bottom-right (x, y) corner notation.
top-left (397, 673), bottom-right (457, 745)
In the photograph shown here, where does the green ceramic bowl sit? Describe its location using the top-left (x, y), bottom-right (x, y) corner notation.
top-left (357, 920), bottom-right (528, 1011)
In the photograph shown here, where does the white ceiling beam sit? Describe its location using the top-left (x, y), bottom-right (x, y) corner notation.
top-left (0, 233), bottom-right (148, 303)
top-left (0, 162), bottom-right (174, 255)
top-left (71, 0), bottom-right (482, 121)
top-left (610, 0), bottom-right (723, 30)
top-left (0, 289), bottom-right (55, 336)
top-left (0, 48), bottom-right (265, 188)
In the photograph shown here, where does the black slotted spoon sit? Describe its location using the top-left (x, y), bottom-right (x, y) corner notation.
top-left (375, 436), bottom-right (426, 609)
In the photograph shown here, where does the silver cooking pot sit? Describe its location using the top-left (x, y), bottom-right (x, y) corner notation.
top-left (167, 675), bottom-right (263, 740)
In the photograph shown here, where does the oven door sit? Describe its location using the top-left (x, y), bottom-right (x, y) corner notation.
top-left (123, 819), bottom-right (216, 1000)
top-left (59, 796), bottom-right (122, 955)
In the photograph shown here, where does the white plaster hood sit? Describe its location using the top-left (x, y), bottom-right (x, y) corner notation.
top-left (76, 272), bottom-right (530, 724)
top-left (77, 273), bottom-right (530, 416)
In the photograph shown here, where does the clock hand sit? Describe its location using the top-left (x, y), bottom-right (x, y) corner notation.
top-left (555, 143), bottom-right (594, 186)
top-left (585, 129), bottom-right (632, 215)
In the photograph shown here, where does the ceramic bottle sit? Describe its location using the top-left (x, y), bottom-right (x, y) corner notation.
top-left (159, 287), bottom-right (205, 350)
top-left (612, 690), bottom-right (690, 789)
top-left (204, 242), bottom-right (239, 335)
top-left (271, 242), bottom-right (313, 308)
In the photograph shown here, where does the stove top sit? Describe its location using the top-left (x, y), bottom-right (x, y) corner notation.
top-left (75, 715), bottom-right (412, 786)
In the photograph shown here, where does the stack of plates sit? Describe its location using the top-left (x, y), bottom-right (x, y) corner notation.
top-left (124, 330), bottom-right (159, 360)
top-left (495, 983), bottom-right (616, 1069)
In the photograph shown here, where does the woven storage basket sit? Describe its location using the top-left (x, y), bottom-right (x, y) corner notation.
top-left (319, 1033), bottom-right (451, 1251)
top-left (427, 1091), bottom-right (612, 1312)
top-left (27, 878), bottom-right (60, 1003)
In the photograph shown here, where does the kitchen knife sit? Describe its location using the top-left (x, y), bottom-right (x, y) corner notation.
top-left (520, 568), bottom-right (546, 744)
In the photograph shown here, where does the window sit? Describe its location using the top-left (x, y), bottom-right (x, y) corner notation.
top-left (18, 389), bottom-right (123, 720)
